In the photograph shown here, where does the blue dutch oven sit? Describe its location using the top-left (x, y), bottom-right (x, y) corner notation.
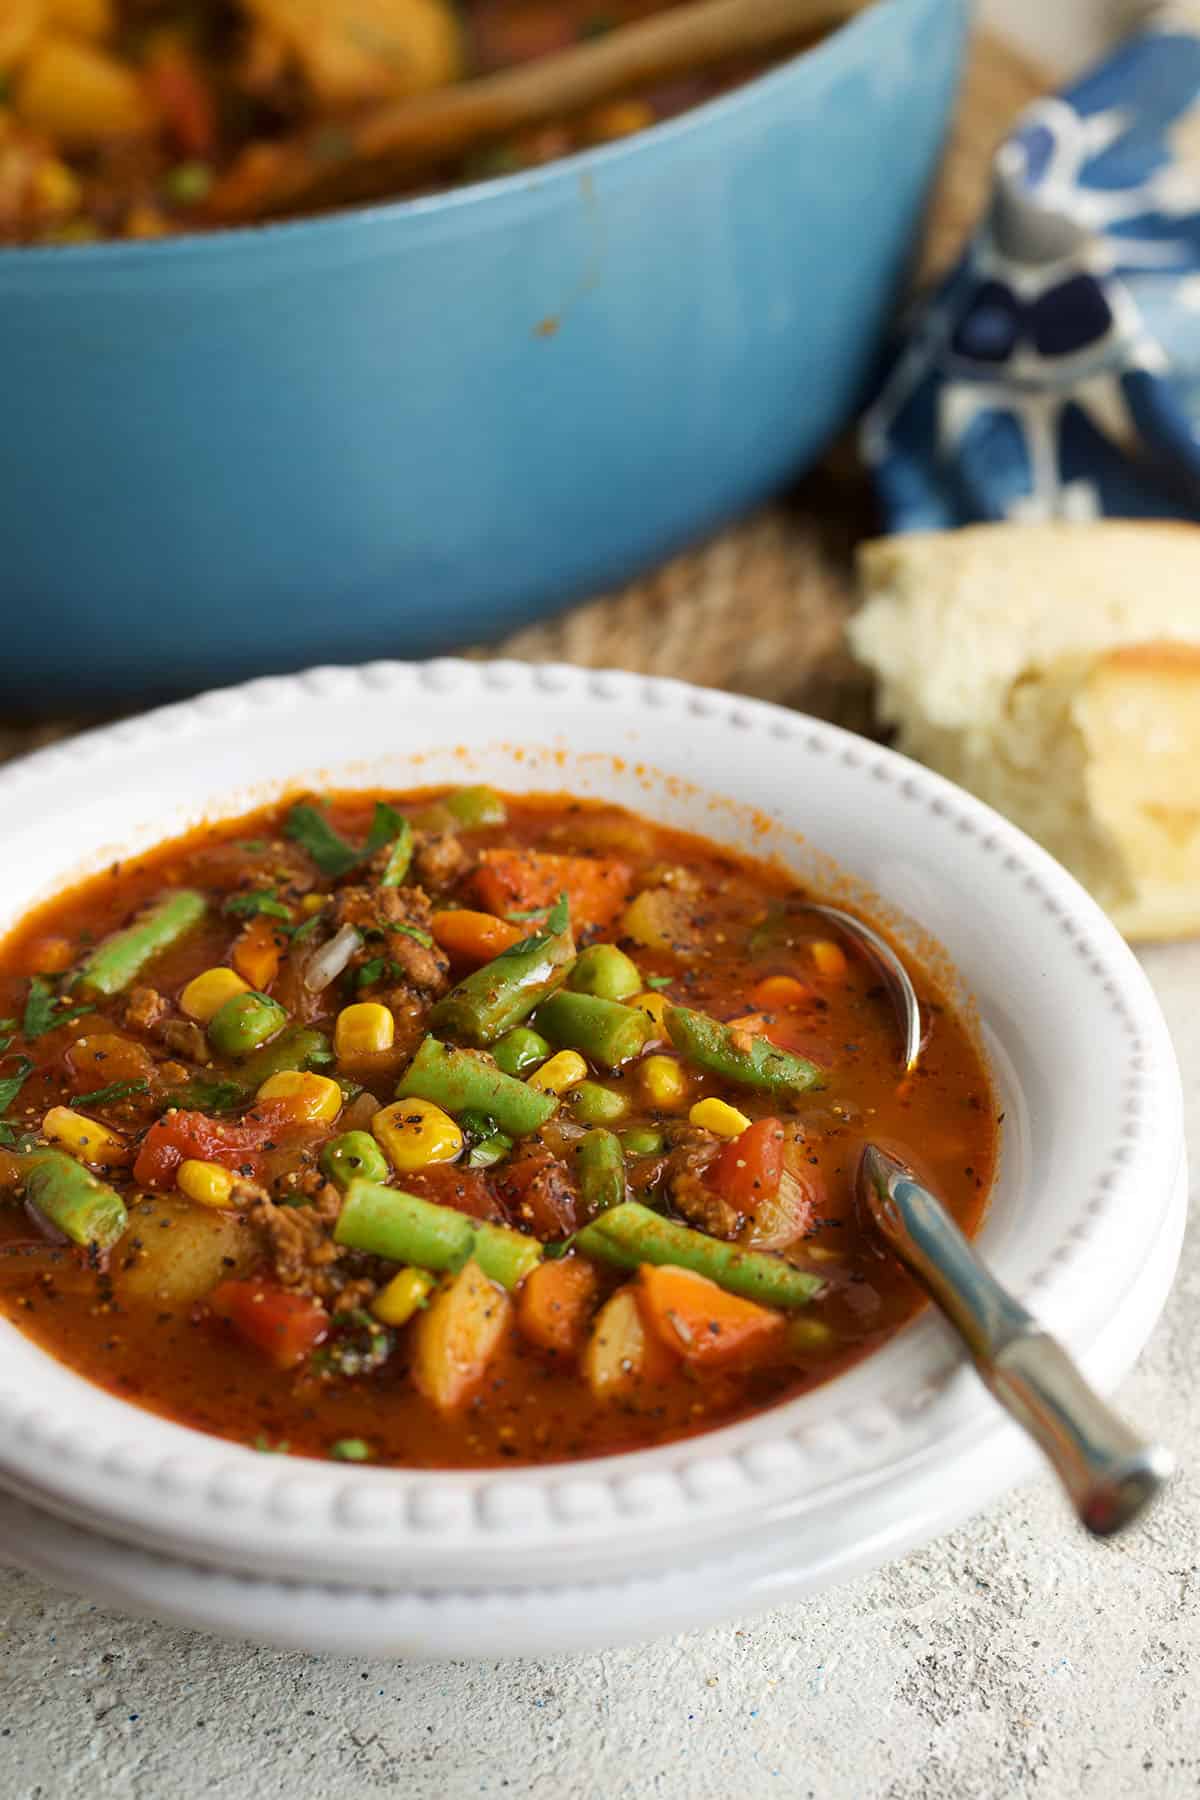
top-left (1, 0), bottom-right (967, 707)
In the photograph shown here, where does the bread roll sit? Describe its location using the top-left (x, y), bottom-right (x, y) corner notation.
top-left (850, 523), bottom-right (1200, 941)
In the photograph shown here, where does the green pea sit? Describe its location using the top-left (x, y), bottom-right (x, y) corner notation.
top-left (569, 1080), bottom-right (629, 1126)
top-left (164, 160), bottom-right (213, 205)
top-left (493, 1026), bottom-right (551, 1078)
top-left (619, 1126), bottom-right (664, 1157)
top-left (207, 991), bottom-right (289, 1058)
top-left (568, 943), bottom-right (642, 1002)
top-left (321, 1131), bottom-right (389, 1191)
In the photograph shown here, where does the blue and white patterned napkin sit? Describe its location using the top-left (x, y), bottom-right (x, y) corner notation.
top-left (862, 9), bottom-right (1200, 527)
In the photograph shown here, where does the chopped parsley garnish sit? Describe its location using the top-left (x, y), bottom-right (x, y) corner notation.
top-left (164, 1077), bottom-right (244, 1114)
top-left (501, 893), bottom-right (569, 958)
top-left (22, 975), bottom-right (92, 1040)
top-left (252, 1434), bottom-right (291, 1455)
top-left (72, 1078), bottom-right (150, 1108)
top-left (0, 1055), bottom-right (34, 1114)
top-left (356, 957), bottom-right (399, 989)
top-left (284, 799), bottom-right (408, 878)
top-left (223, 888), bottom-right (291, 921)
top-left (329, 1437), bottom-right (372, 1462)
top-left (287, 912), bottom-right (326, 944)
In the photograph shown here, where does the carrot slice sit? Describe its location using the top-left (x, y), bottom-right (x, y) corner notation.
top-left (473, 849), bottom-right (631, 933)
top-left (431, 908), bottom-right (523, 964)
top-left (635, 1263), bottom-right (786, 1367)
top-left (232, 913), bottom-right (282, 990)
top-left (517, 1257), bottom-right (598, 1358)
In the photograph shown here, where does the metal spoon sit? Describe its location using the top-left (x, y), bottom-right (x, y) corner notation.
top-left (799, 903), bottom-right (923, 1072)
top-left (859, 1144), bottom-right (1173, 1536)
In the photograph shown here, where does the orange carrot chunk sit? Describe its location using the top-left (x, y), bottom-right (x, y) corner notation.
top-left (232, 913), bottom-right (282, 990)
top-left (635, 1263), bottom-right (786, 1368)
top-left (431, 908), bottom-right (523, 964)
top-left (516, 1256), bottom-right (599, 1358)
top-left (473, 849), bottom-right (632, 933)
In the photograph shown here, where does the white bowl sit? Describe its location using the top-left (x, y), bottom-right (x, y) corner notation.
top-left (0, 662), bottom-right (1184, 1655)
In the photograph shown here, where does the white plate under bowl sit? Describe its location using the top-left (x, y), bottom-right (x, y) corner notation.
top-left (0, 664), bottom-right (1184, 1645)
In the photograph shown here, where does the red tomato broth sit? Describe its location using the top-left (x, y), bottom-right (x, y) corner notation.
top-left (0, 789), bottom-right (997, 1468)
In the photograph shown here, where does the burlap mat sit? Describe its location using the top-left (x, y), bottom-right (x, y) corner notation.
top-left (0, 28), bottom-right (1044, 765)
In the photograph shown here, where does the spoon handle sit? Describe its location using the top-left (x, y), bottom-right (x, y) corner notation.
top-left (859, 1146), bottom-right (1173, 1536)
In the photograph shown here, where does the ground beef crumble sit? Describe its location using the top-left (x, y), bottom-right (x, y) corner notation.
top-left (332, 881), bottom-right (450, 995)
top-left (665, 1128), bottom-right (742, 1240)
top-left (248, 1182), bottom-right (376, 1309)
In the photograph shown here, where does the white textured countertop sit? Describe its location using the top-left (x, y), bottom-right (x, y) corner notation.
top-left (1, 936), bottom-right (1194, 1799)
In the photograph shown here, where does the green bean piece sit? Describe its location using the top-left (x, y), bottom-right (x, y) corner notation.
top-left (335, 1179), bottom-right (540, 1290)
top-left (468, 1132), bottom-right (513, 1169)
top-left (665, 1004), bottom-right (824, 1095)
top-left (21, 1150), bottom-right (127, 1250)
top-left (534, 990), bottom-right (651, 1071)
top-left (492, 1027), bottom-right (551, 1078)
top-left (320, 1130), bottom-right (390, 1190)
top-left (568, 943), bottom-right (642, 1002)
top-left (575, 1201), bottom-right (822, 1309)
top-left (569, 1080), bottom-right (628, 1127)
top-left (576, 1129), bottom-right (626, 1215)
top-left (208, 991), bottom-right (290, 1058)
top-left (396, 1037), bottom-right (556, 1138)
top-left (239, 1026), bottom-right (332, 1090)
top-left (444, 786), bottom-right (507, 829)
top-left (429, 898), bottom-right (574, 1045)
top-left (78, 890), bottom-right (206, 997)
top-left (618, 1125), bottom-right (664, 1157)
top-left (379, 818), bottom-right (414, 887)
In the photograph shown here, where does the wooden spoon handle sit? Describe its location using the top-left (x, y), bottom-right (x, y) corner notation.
top-left (207, 0), bottom-right (864, 224)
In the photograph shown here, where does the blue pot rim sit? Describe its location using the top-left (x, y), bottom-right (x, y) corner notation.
top-left (0, 0), bottom-right (925, 270)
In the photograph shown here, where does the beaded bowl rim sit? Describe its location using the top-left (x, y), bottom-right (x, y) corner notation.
top-left (0, 660), bottom-right (1181, 1589)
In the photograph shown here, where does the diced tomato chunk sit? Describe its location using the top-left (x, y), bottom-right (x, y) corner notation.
top-left (209, 1279), bottom-right (329, 1370)
top-left (709, 1117), bottom-right (784, 1214)
top-left (133, 1104), bottom-right (293, 1190)
top-left (402, 1163), bottom-right (502, 1221)
top-left (145, 45), bottom-right (216, 156)
top-left (499, 1147), bottom-right (578, 1239)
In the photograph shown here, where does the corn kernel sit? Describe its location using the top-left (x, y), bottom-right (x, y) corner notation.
top-left (810, 939), bottom-right (848, 979)
top-left (300, 892), bottom-right (328, 915)
top-left (256, 1070), bottom-right (343, 1124)
top-left (180, 966), bottom-right (250, 1023)
top-left (373, 1098), bottom-right (463, 1172)
top-left (335, 1001), bottom-right (395, 1059)
top-left (688, 1097), bottom-right (751, 1139)
top-left (640, 1053), bottom-right (688, 1111)
top-left (632, 991), bottom-right (669, 1034)
top-left (177, 1159), bottom-right (236, 1209)
top-left (372, 1266), bottom-right (436, 1327)
top-left (526, 1050), bottom-right (588, 1096)
top-left (42, 1105), bottom-right (127, 1167)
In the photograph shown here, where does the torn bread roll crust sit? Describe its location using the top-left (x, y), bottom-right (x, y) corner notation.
top-left (850, 523), bottom-right (1200, 942)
